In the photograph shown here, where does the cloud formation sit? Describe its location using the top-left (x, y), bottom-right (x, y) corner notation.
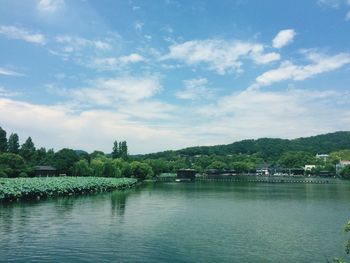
top-left (163, 39), bottom-right (280, 74)
top-left (91, 53), bottom-right (144, 71)
top-left (67, 75), bottom-right (162, 106)
top-left (55, 35), bottom-right (112, 52)
top-left (175, 78), bottom-right (213, 100)
top-left (37, 0), bottom-right (65, 12)
top-left (0, 67), bottom-right (24, 77)
top-left (272, 29), bottom-right (296, 48)
top-left (0, 25), bottom-right (46, 45)
top-left (256, 52), bottom-right (350, 85)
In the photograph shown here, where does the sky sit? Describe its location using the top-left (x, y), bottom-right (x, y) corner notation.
top-left (0, 0), bottom-right (350, 154)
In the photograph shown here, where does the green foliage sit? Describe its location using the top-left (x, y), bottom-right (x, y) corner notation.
top-left (90, 158), bottom-right (105, 177)
top-left (143, 131), bottom-right (350, 163)
top-left (207, 160), bottom-right (227, 170)
top-left (20, 137), bottom-right (36, 161)
top-left (278, 151), bottom-right (314, 168)
top-left (334, 220), bottom-right (350, 263)
top-left (340, 166), bottom-right (350, 179)
top-left (8, 133), bottom-right (19, 154)
top-left (329, 150), bottom-right (350, 164)
top-left (54, 148), bottom-right (79, 175)
top-left (0, 153), bottom-right (26, 178)
top-left (0, 126), bottom-right (7, 153)
top-left (0, 177), bottom-right (137, 202)
top-left (112, 140), bottom-right (128, 160)
top-left (231, 161), bottom-right (255, 173)
top-left (75, 150), bottom-right (90, 162)
top-left (144, 159), bottom-right (170, 175)
top-left (72, 159), bottom-right (92, 177)
top-left (90, 150), bottom-right (105, 159)
top-left (130, 161), bottom-right (154, 180)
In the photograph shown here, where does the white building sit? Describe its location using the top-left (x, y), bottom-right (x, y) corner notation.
top-left (304, 165), bottom-right (316, 171)
top-left (316, 153), bottom-right (329, 161)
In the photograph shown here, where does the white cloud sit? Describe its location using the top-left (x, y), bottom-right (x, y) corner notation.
top-left (0, 67), bottom-right (24, 77)
top-left (90, 53), bottom-right (144, 70)
top-left (317, 0), bottom-right (350, 20)
top-left (55, 35), bottom-right (112, 51)
top-left (119, 53), bottom-right (144, 63)
top-left (0, 97), bottom-right (186, 153)
top-left (69, 75), bottom-right (162, 106)
top-left (0, 25), bottom-right (46, 45)
top-left (162, 25), bottom-right (174, 34)
top-left (163, 39), bottom-right (280, 74)
top-left (346, 10), bottom-right (350, 20)
top-left (317, 0), bottom-right (347, 8)
top-left (272, 29), bottom-right (296, 48)
top-left (37, 0), bottom-right (65, 12)
top-left (176, 77), bottom-right (214, 100)
top-left (192, 88), bottom-right (350, 142)
top-left (256, 52), bottom-right (350, 85)
top-left (0, 86), bottom-right (22, 97)
top-left (134, 21), bottom-right (144, 31)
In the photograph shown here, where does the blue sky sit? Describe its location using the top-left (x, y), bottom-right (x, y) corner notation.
top-left (0, 0), bottom-right (350, 154)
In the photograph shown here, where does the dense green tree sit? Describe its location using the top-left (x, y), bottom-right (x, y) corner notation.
top-left (207, 160), bottom-right (228, 170)
top-left (54, 148), bottom-right (79, 175)
top-left (231, 161), bottom-right (255, 173)
top-left (0, 153), bottom-right (26, 177)
top-left (130, 161), bottom-right (154, 180)
top-left (143, 131), bottom-right (350, 164)
top-left (112, 140), bottom-right (128, 160)
top-left (8, 133), bottom-right (19, 154)
top-left (20, 137), bottom-right (36, 161)
top-left (112, 141), bottom-right (119, 159)
top-left (120, 141), bottom-right (128, 160)
top-left (0, 127), bottom-right (7, 153)
top-left (340, 165), bottom-right (350, 179)
top-left (90, 158), bottom-right (105, 177)
top-left (144, 159), bottom-right (170, 175)
top-left (278, 151), bottom-right (314, 168)
top-left (75, 150), bottom-right (90, 162)
top-left (72, 159), bottom-right (92, 177)
top-left (42, 148), bottom-right (55, 165)
top-left (103, 159), bottom-right (122, 177)
top-left (90, 150), bottom-right (105, 159)
top-left (34, 147), bottom-right (47, 164)
top-left (329, 150), bottom-right (350, 164)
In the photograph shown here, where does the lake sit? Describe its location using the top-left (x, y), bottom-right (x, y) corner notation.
top-left (1, 181), bottom-right (350, 262)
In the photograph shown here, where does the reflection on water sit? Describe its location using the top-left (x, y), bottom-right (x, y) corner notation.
top-left (1, 181), bottom-right (350, 262)
top-left (111, 191), bottom-right (127, 217)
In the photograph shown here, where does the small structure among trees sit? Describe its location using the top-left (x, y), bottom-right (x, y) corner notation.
top-left (177, 169), bottom-right (196, 181)
top-left (34, 166), bottom-right (57, 177)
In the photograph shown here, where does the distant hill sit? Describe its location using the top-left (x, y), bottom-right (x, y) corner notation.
top-left (141, 131), bottom-right (350, 161)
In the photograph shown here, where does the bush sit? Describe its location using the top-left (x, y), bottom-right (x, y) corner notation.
top-left (130, 161), bottom-right (154, 180)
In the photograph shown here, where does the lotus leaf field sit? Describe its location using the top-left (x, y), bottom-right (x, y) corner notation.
top-left (0, 177), bottom-right (137, 202)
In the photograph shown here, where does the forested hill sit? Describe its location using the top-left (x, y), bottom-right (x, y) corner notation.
top-left (140, 131), bottom-right (350, 161)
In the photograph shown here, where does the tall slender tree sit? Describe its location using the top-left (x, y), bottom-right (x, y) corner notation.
top-left (112, 140), bottom-right (128, 159)
top-left (8, 133), bottom-right (19, 154)
top-left (0, 127), bottom-right (7, 153)
top-left (20, 137), bottom-right (36, 161)
top-left (112, 140), bottom-right (119, 159)
top-left (121, 141), bottom-right (128, 160)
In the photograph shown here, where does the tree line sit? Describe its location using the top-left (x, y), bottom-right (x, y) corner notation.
top-left (1, 126), bottom-right (350, 179)
top-left (0, 127), bottom-right (154, 180)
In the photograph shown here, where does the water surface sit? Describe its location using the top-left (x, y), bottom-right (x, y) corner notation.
top-left (1, 181), bottom-right (350, 262)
